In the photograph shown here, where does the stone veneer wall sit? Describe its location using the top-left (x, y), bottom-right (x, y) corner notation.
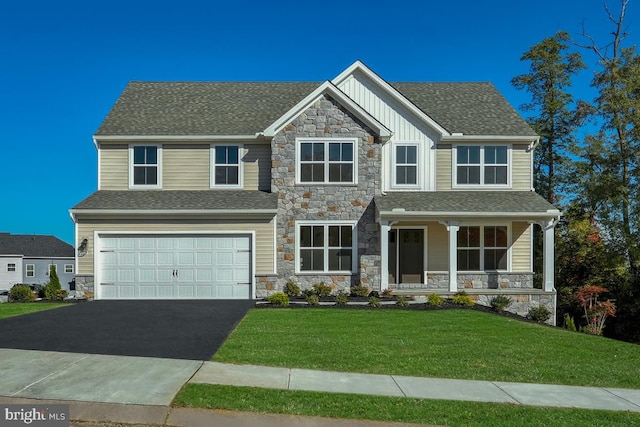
top-left (271, 95), bottom-right (382, 293)
top-left (393, 272), bottom-right (534, 290)
top-left (74, 275), bottom-right (94, 299)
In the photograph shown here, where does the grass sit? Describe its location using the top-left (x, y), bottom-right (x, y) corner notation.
top-left (0, 302), bottom-right (68, 319)
top-left (213, 308), bottom-right (640, 389)
top-left (174, 384), bottom-right (640, 427)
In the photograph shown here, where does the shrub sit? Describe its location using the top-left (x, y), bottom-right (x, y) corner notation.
top-left (43, 266), bottom-right (68, 301)
top-left (528, 305), bottom-right (551, 323)
top-left (451, 292), bottom-right (474, 307)
top-left (305, 293), bottom-right (320, 306)
top-left (335, 292), bottom-right (349, 306)
top-left (283, 279), bottom-right (301, 297)
top-left (312, 282), bottom-right (332, 297)
top-left (268, 292), bottom-right (289, 307)
top-left (395, 295), bottom-right (409, 307)
top-left (564, 313), bottom-right (577, 331)
top-left (368, 296), bottom-right (381, 308)
top-left (350, 284), bottom-right (370, 297)
top-left (9, 285), bottom-right (35, 302)
top-left (427, 294), bottom-right (444, 306)
top-left (574, 285), bottom-right (616, 336)
top-left (302, 288), bottom-right (318, 297)
top-left (490, 295), bottom-right (512, 312)
top-left (381, 288), bottom-right (393, 299)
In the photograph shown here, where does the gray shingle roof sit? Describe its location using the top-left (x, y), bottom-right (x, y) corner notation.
top-left (375, 191), bottom-right (557, 214)
top-left (72, 191), bottom-right (278, 211)
top-left (391, 82), bottom-right (536, 136)
top-left (0, 233), bottom-right (74, 257)
top-left (95, 81), bottom-right (535, 137)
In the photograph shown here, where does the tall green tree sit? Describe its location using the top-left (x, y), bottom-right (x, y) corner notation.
top-left (512, 31), bottom-right (586, 204)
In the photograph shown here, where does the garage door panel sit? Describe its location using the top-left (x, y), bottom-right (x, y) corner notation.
top-left (98, 235), bottom-right (252, 300)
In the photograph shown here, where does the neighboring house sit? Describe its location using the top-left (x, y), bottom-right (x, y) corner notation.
top-left (70, 61), bottom-right (560, 321)
top-left (0, 233), bottom-right (76, 292)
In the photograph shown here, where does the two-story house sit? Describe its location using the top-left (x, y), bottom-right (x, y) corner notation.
top-left (70, 61), bottom-right (560, 319)
top-left (0, 233), bottom-right (75, 292)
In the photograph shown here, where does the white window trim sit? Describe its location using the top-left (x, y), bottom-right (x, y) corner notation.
top-left (210, 144), bottom-right (244, 189)
top-left (64, 264), bottom-right (74, 274)
top-left (26, 264), bottom-right (35, 277)
top-left (295, 220), bottom-right (358, 274)
top-left (457, 224), bottom-right (511, 272)
top-left (128, 144), bottom-right (163, 189)
top-left (7, 263), bottom-right (16, 272)
top-left (452, 144), bottom-right (512, 189)
top-left (391, 142), bottom-right (421, 189)
top-left (295, 138), bottom-right (358, 185)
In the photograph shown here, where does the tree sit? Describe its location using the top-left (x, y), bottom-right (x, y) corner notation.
top-left (44, 266), bottom-right (67, 301)
top-left (512, 31), bottom-right (586, 205)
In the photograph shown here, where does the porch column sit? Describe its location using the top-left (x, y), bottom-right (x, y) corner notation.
top-left (380, 221), bottom-right (390, 291)
top-left (441, 221), bottom-right (460, 293)
top-left (542, 219), bottom-right (557, 292)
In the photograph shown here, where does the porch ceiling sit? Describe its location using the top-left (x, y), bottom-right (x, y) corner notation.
top-left (375, 191), bottom-right (560, 221)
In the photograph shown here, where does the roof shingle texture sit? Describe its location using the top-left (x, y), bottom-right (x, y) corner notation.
top-left (95, 81), bottom-right (536, 137)
top-left (72, 190), bottom-right (278, 211)
top-left (0, 234), bottom-right (74, 257)
top-left (375, 191), bottom-right (556, 214)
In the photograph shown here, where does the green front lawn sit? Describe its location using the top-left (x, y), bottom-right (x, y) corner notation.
top-left (213, 308), bottom-right (640, 388)
top-left (0, 302), bottom-right (68, 320)
top-left (174, 384), bottom-right (640, 427)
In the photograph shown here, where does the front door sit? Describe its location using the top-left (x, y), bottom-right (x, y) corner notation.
top-left (389, 229), bottom-right (424, 284)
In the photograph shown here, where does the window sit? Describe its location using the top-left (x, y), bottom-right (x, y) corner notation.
top-left (297, 139), bottom-right (356, 184)
top-left (7, 263), bottom-right (16, 272)
top-left (26, 264), bottom-right (35, 277)
top-left (64, 264), bottom-right (74, 274)
top-left (297, 222), bottom-right (356, 273)
top-left (211, 145), bottom-right (242, 187)
top-left (457, 226), bottom-right (508, 271)
top-left (394, 144), bottom-right (418, 186)
top-left (130, 145), bottom-right (161, 188)
top-left (455, 145), bottom-right (509, 186)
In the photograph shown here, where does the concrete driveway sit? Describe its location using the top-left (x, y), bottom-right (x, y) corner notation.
top-left (0, 300), bottom-right (253, 360)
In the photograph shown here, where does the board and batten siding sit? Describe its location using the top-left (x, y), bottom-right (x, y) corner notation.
top-left (75, 218), bottom-right (275, 276)
top-left (99, 144), bottom-right (128, 190)
top-left (435, 144), bottom-right (532, 191)
top-left (336, 72), bottom-right (440, 191)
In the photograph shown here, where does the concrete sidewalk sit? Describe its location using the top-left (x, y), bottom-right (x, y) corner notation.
top-left (191, 362), bottom-right (640, 413)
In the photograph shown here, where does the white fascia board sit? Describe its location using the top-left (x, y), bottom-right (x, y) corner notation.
top-left (70, 209), bottom-right (277, 217)
top-left (379, 209), bottom-right (561, 220)
top-left (440, 135), bottom-right (539, 143)
top-left (332, 61), bottom-right (450, 137)
top-left (94, 135), bottom-right (261, 143)
top-left (262, 81), bottom-right (392, 140)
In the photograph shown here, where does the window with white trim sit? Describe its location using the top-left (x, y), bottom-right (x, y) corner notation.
top-left (297, 222), bottom-right (356, 273)
top-left (211, 145), bottom-right (242, 188)
top-left (457, 226), bottom-right (508, 271)
top-left (455, 145), bottom-right (509, 186)
top-left (297, 139), bottom-right (356, 184)
top-left (130, 145), bottom-right (161, 188)
top-left (64, 264), bottom-right (74, 274)
top-left (7, 263), bottom-right (16, 272)
top-left (26, 264), bottom-right (35, 277)
top-left (393, 143), bottom-right (419, 187)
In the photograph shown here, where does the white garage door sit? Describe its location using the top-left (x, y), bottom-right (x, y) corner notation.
top-left (98, 235), bottom-right (251, 299)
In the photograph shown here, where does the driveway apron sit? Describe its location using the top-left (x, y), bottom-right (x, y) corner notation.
top-left (0, 300), bottom-right (253, 360)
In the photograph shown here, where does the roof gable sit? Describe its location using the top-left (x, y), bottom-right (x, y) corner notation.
top-left (0, 233), bottom-right (74, 258)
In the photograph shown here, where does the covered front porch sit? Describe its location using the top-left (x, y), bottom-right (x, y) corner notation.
top-left (374, 192), bottom-right (561, 321)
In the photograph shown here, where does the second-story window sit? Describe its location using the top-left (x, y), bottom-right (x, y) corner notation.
top-left (211, 145), bottom-right (242, 188)
top-left (393, 144), bottom-right (419, 187)
top-left (130, 145), bottom-right (161, 189)
top-left (297, 139), bottom-right (356, 184)
top-left (455, 145), bottom-right (509, 187)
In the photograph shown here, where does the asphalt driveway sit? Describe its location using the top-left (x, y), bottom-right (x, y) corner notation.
top-left (0, 300), bottom-right (253, 360)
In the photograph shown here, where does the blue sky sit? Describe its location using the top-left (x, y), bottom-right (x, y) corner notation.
top-left (0, 0), bottom-right (636, 245)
